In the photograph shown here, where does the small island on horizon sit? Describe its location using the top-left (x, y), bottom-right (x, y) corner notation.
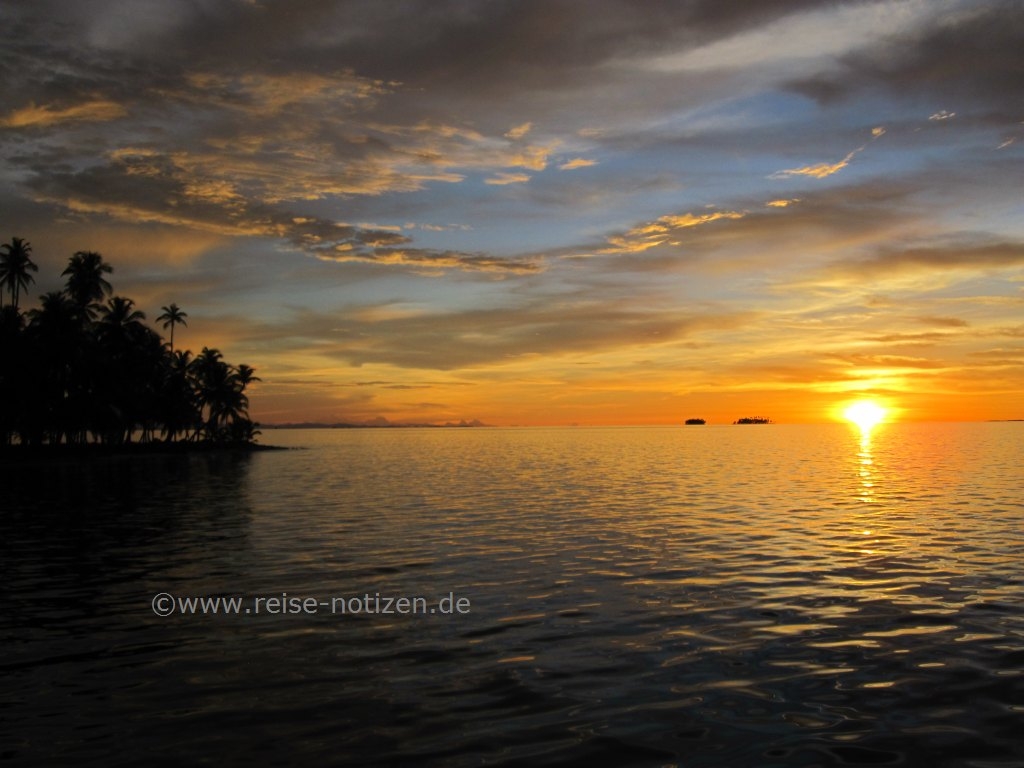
top-left (684, 418), bottom-right (706, 425)
top-left (734, 417), bottom-right (773, 424)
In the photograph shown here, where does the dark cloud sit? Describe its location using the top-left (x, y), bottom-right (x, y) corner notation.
top-left (2, 0), bottom-right (863, 134)
top-left (15, 145), bottom-right (537, 274)
top-left (788, 1), bottom-right (1024, 114)
top-left (240, 299), bottom-right (753, 371)
top-left (827, 241), bottom-right (1024, 280)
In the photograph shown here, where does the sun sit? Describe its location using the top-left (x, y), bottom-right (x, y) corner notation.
top-left (842, 400), bottom-right (887, 431)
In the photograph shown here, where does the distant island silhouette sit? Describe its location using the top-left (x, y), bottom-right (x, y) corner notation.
top-left (1, 237), bottom-right (261, 449)
top-left (734, 417), bottom-right (772, 424)
top-left (265, 419), bottom-right (488, 429)
top-left (684, 418), bottom-right (706, 425)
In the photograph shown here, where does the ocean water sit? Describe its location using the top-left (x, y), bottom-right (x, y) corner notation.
top-left (2, 423), bottom-right (1023, 767)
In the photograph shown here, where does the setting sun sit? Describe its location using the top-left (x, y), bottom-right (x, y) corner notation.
top-left (843, 400), bottom-right (888, 431)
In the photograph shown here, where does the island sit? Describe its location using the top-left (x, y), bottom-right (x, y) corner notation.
top-left (1, 240), bottom-right (262, 450)
top-left (733, 417), bottom-right (772, 424)
top-left (684, 418), bottom-right (706, 425)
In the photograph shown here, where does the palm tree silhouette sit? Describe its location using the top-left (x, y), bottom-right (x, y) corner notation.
top-left (0, 237), bottom-right (39, 312)
top-left (62, 250), bottom-right (113, 317)
top-left (234, 363), bottom-right (261, 389)
top-left (26, 292), bottom-right (82, 444)
top-left (156, 303), bottom-right (188, 353)
top-left (100, 296), bottom-right (147, 329)
top-left (3, 242), bottom-right (261, 447)
top-left (192, 347), bottom-right (255, 441)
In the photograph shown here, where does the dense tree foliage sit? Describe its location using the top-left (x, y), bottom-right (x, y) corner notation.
top-left (0, 238), bottom-right (260, 446)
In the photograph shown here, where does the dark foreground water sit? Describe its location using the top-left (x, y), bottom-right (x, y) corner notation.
top-left (2, 423), bottom-right (1023, 767)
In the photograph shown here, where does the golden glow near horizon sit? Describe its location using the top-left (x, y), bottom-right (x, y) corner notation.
top-left (842, 400), bottom-right (888, 432)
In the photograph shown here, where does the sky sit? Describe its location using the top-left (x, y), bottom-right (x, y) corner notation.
top-left (2, 0), bottom-right (1022, 426)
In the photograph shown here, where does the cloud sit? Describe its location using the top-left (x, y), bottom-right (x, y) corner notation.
top-left (787, 2), bottom-right (1024, 114)
top-left (1, 99), bottom-right (127, 128)
top-left (485, 172), bottom-right (531, 186)
top-left (504, 122), bottom-right (532, 140)
top-left (316, 247), bottom-right (541, 275)
top-left (597, 209), bottom-right (745, 254)
top-left (241, 299), bottom-right (753, 371)
top-left (771, 148), bottom-right (860, 179)
top-left (913, 316), bottom-right (969, 328)
top-left (558, 158), bottom-right (597, 171)
top-left (826, 240), bottom-right (1024, 280)
top-left (23, 149), bottom-right (544, 274)
top-left (643, 1), bottom-right (932, 75)
top-left (181, 70), bottom-right (392, 115)
top-left (827, 353), bottom-right (950, 370)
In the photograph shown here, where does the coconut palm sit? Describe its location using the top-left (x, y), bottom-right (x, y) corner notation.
top-left (3, 244), bottom-right (261, 446)
top-left (62, 250), bottom-right (113, 316)
top-left (95, 297), bottom-right (153, 443)
top-left (0, 237), bottom-right (39, 311)
top-left (192, 347), bottom-right (252, 440)
top-left (234, 363), bottom-right (261, 389)
top-left (156, 303), bottom-right (188, 352)
top-left (25, 291), bottom-right (83, 444)
top-left (99, 296), bottom-right (146, 329)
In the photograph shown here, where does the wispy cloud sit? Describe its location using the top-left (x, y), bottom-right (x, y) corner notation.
top-left (485, 172), bottom-right (531, 186)
top-left (771, 148), bottom-right (860, 180)
top-left (316, 247), bottom-right (542, 275)
top-left (1, 99), bottom-right (127, 128)
top-left (558, 158), bottom-right (597, 170)
top-left (598, 210), bottom-right (745, 254)
top-left (504, 122), bottom-right (533, 140)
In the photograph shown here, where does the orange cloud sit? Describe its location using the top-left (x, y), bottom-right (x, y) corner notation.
top-left (771, 149), bottom-right (860, 179)
top-left (485, 172), bottom-right (531, 185)
top-left (1, 99), bottom-right (127, 128)
top-left (558, 158), bottom-right (597, 170)
top-left (598, 210), bottom-right (744, 254)
top-left (504, 122), bottom-right (533, 139)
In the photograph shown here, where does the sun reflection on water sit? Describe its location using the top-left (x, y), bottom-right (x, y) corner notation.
top-left (854, 421), bottom-right (877, 505)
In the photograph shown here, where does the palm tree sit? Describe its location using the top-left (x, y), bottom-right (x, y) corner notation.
top-left (0, 237), bottom-right (39, 311)
top-left (26, 291), bottom-right (82, 444)
top-left (234, 363), bottom-right (261, 389)
top-left (96, 297), bottom-right (152, 443)
top-left (62, 250), bottom-right (113, 316)
top-left (156, 303), bottom-right (188, 352)
top-left (0, 305), bottom-right (27, 444)
top-left (192, 347), bottom-right (252, 440)
top-left (99, 296), bottom-right (146, 329)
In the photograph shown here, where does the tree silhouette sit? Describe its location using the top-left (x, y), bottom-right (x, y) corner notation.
top-left (0, 306), bottom-right (26, 444)
top-left (157, 303), bottom-right (187, 353)
top-left (26, 291), bottom-right (83, 444)
top-left (1, 242), bottom-right (260, 448)
top-left (0, 237), bottom-right (38, 312)
top-left (62, 250), bottom-right (113, 318)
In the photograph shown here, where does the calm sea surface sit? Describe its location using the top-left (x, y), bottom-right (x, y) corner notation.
top-left (2, 423), bottom-right (1023, 767)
